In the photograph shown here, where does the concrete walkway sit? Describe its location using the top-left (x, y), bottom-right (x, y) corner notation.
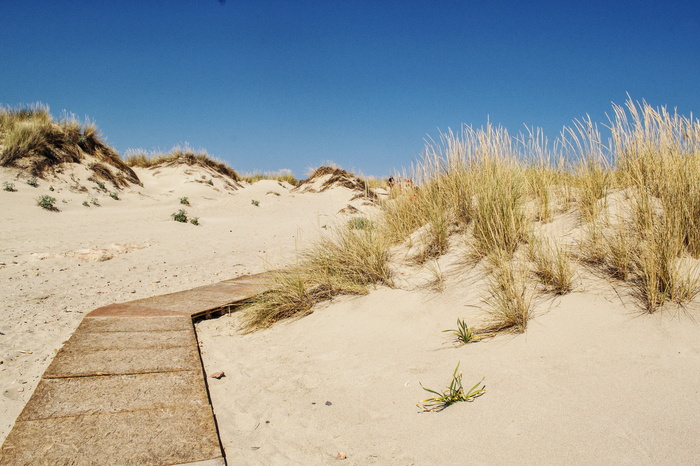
top-left (0, 273), bottom-right (269, 466)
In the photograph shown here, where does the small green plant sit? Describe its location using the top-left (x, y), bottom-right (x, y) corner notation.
top-left (418, 363), bottom-right (486, 412)
top-left (201, 175), bottom-right (206, 180)
top-left (207, 178), bottom-right (214, 186)
top-left (49, 185), bottom-right (54, 191)
top-left (180, 196), bottom-right (190, 205)
top-left (190, 217), bottom-right (199, 226)
top-left (3, 182), bottom-right (16, 192)
top-left (37, 195), bottom-right (57, 210)
top-left (443, 319), bottom-right (475, 345)
top-left (109, 191), bottom-right (119, 200)
top-left (96, 181), bottom-right (105, 190)
top-left (172, 209), bottom-right (188, 223)
top-left (348, 217), bottom-right (373, 230)
top-left (251, 200), bottom-right (260, 207)
top-left (27, 177), bottom-right (38, 187)
top-left (82, 201), bottom-right (89, 207)
top-left (90, 197), bottom-right (100, 206)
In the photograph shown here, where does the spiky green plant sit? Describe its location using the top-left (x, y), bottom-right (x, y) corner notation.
top-left (418, 363), bottom-right (486, 412)
top-left (442, 318), bottom-right (475, 345)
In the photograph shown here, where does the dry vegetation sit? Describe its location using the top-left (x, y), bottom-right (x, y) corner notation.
top-left (241, 169), bottom-right (298, 186)
top-left (243, 98), bottom-right (700, 333)
top-left (124, 146), bottom-right (241, 182)
top-left (0, 103), bottom-right (139, 186)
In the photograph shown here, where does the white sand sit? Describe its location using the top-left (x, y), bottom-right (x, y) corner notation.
top-left (0, 165), bottom-right (369, 443)
top-left (2, 165), bottom-right (700, 465)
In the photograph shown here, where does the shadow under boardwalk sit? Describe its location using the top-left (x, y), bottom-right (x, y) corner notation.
top-left (0, 273), bottom-right (270, 466)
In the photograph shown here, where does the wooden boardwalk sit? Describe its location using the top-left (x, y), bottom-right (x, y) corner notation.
top-left (0, 273), bottom-right (269, 466)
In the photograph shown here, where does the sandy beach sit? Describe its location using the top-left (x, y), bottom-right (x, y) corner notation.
top-left (2, 158), bottom-right (699, 465)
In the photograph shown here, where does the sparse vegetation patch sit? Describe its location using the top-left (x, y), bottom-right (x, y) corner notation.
top-left (171, 209), bottom-right (188, 223)
top-left (418, 363), bottom-right (486, 412)
top-left (36, 194), bottom-right (57, 210)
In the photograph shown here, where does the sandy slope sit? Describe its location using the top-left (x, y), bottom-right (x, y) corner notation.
top-left (197, 259), bottom-right (700, 465)
top-left (0, 165), bottom-right (371, 444)
top-left (2, 165), bottom-right (699, 465)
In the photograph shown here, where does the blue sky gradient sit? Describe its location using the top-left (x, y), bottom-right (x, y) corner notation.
top-left (2, 0), bottom-right (699, 177)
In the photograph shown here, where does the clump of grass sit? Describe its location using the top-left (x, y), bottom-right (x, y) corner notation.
top-left (251, 199), bottom-right (260, 207)
top-left (418, 363), bottom-right (486, 412)
top-left (82, 200), bottom-right (89, 207)
top-left (90, 197), bottom-right (100, 206)
top-left (242, 169), bottom-right (298, 186)
top-left (109, 191), bottom-right (119, 200)
top-left (27, 177), bottom-right (38, 187)
top-left (3, 181), bottom-right (16, 192)
top-left (480, 252), bottom-right (532, 334)
top-left (241, 223), bottom-right (393, 330)
top-left (180, 197), bottom-right (190, 205)
top-left (190, 217), bottom-right (199, 226)
top-left (124, 145), bottom-right (240, 182)
top-left (95, 181), bottom-right (105, 191)
top-left (527, 235), bottom-right (574, 294)
top-left (442, 318), bottom-right (476, 345)
top-left (0, 104), bottom-right (139, 183)
top-left (207, 178), bottom-right (214, 186)
top-left (424, 260), bottom-right (446, 291)
top-left (37, 195), bottom-right (57, 210)
top-left (171, 209), bottom-right (188, 223)
top-left (348, 216), bottom-right (373, 230)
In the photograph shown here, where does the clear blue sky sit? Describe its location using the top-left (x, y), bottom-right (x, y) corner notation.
top-left (2, 0), bottom-right (699, 177)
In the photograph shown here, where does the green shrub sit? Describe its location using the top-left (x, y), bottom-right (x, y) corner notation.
top-left (3, 181), bottom-right (16, 192)
top-left (180, 197), bottom-right (190, 205)
top-left (251, 199), bottom-right (260, 207)
top-left (37, 195), bottom-right (57, 210)
top-left (172, 209), bottom-right (188, 223)
top-left (82, 201), bottom-right (89, 207)
top-left (190, 217), bottom-right (199, 226)
top-left (109, 191), bottom-right (119, 200)
top-left (90, 197), bottom-right (100, 206)
top-left (27, 177), bottom-right (38, 187)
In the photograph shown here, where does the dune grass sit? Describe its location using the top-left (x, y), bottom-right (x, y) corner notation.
top-left (124, 146), bottom-right (241, 181)
top-left (241, 222), bottom-right (393, 330)
top-left (241, 98), bottom-right (700, 331)
top-left (0, 104), bottom-right (138, 185)
top-left (241, 169), bottom-right (298, 186)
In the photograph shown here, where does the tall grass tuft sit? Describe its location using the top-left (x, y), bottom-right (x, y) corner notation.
top-left (479, 252), bottom-right (532, 334)
top-left (527, 235), bottom-right (574, 294)
top-left (242, 223), bottom-right (393, 330)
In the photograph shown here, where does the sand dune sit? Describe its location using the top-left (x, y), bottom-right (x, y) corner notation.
top-left (2, 161), bottom-right (699, 465)
top-left (0, 164), bottom-right (374, 446)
